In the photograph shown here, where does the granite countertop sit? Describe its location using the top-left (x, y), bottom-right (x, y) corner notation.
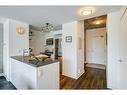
top-left (10, 56), bottom-right (59, 67)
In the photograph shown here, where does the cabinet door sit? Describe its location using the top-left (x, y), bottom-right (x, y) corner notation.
top-left (37, 62), bottom-right (59, 89)
top-left (119, 8), bottom-right (127, 89)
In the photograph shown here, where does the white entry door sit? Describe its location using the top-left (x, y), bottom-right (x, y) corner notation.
top-left (119, 8), bottom-right (127, 89)
top-left (86, 28), bottom-right (107, 65)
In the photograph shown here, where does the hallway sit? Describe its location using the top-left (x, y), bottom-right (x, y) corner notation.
top-left (60, 67), bottom-right (107, 89)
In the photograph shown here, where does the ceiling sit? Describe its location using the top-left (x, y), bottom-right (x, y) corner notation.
top-left (0, 6), bottom-right (121, 30)
top-left (84, 15), bottom-right (107, 30)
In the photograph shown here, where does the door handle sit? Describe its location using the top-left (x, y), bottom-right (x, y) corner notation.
top-left (118, 59), bottom-right (127, 62)
top-left (118, 59), bottom-right (122, 62)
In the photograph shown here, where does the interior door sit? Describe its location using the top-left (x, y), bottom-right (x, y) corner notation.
top-left (86, 28), bottom-right (106, 65)
top-left (0, 24), bottom-right (3, 74)
top-left (119, 8), bottom-right (127, 89)
top-left (92, 33), bottom-right (106, 65)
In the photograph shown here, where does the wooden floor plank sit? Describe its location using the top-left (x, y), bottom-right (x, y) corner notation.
top-left (60, 67), bottom-right (107, 89)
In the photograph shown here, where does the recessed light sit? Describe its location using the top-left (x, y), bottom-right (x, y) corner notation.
top-left (95, 21), bottom-right (101, 24)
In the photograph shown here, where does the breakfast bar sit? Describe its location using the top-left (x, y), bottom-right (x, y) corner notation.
top-left (10, 56), bottom-right (59, 89)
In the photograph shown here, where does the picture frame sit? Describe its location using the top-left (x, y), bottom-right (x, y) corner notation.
top-left (65, 36), bottom-right (72, 43)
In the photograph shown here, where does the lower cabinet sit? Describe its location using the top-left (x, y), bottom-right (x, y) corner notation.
top-left (10, 58), bottom-right (59, 89)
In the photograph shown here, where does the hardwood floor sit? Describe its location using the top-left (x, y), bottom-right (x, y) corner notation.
top-left (60, 67), bottom-right (107, 89)
top-left (0, 58), bottom-right (107, 90)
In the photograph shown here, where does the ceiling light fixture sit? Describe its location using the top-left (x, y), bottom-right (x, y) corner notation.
top-left (80, 7), bottom-right (95, 16)
top-left (42, 23), bottom-right (53, 32)
top-left (81, 10), bottom-right (92, 16)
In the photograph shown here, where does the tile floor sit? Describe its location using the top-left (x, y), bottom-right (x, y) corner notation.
top-left (0, 76), bottom-right (16, 90)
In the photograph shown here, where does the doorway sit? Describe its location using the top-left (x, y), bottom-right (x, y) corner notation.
top-left (84, 15), bottom-right (107, 70)
top-left (54, 38), bottom-right (62, 59)
top-left (54, 34), bottom-right (62, 74)
top-left (54, 39), bottom-right (59, 59)
top-left (85, 28), bottom-right (107, 68)
top-left (0, 23), bottom-right (3, 76)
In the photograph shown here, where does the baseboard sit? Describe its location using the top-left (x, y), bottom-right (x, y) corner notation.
top-left (76, 70), bottom-right (84, 79)
top-left (86, 63), bottom-right (106, 70)
top-left (107, 88), bottom-right (112, 90)
top-left (0, 73), bottom-right (4, 77)
top-left (61, 74), bottom-right (76, 80)
top-left (2, 73), bottom-right (10, 81)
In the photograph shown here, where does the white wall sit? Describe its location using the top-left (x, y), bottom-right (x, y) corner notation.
top-left (86, 28), bottom-right (107, 65)
top-left (0, 23), bottom-right (3, 74)
top-left (31, 30), bottom-right (62, 55)
top-left (62, 21), bottom-right (84, 79)
top-left (9, 19), bottom-right (29, 56)
top-left (3, 19), bottom-right (29, 80)
top-left (76, 21), bottom-right (85, 78)
top-left (3, 20), bottom-right (9, 79)
top-left (107, 11), bottom-right (120, 89)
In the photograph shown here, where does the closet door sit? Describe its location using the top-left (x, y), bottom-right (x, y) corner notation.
top-left (119, 7), bottom-right (127, 89)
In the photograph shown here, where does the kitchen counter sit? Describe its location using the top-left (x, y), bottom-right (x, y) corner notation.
top-left (10, 56), bottom-right (59, 89)
top-left (11, 56), bottom-right (59, 67)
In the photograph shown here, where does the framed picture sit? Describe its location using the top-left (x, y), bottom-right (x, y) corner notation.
top-left (65, 36), bottom-right (72, 43)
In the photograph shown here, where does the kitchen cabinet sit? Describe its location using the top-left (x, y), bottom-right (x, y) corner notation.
top-left (10, 57), bottom-right (59, 89)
